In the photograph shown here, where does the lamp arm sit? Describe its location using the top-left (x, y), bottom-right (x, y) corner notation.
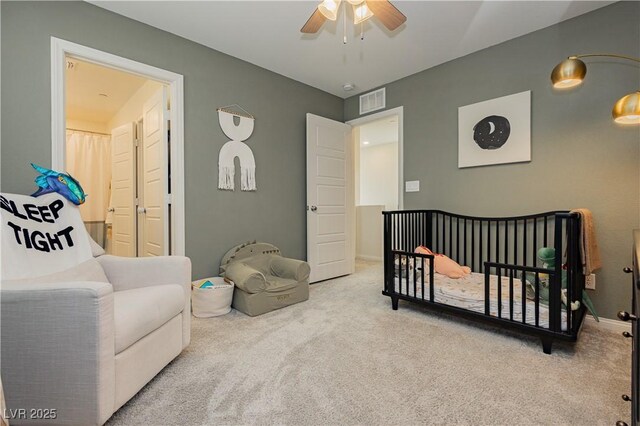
top-left (570, 54), bottom-right (640, 63)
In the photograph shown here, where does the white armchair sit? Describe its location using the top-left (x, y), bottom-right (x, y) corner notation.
top-left (0, 255), bottom-right (191, 425)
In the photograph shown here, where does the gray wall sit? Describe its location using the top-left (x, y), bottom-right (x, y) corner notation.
top-left (345, 1), bottom-right (640, 319)
top-left (1, 2), bottom-right (343, 279)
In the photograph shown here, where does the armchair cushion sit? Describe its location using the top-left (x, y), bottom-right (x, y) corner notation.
top-left (114, 284), bottom-right (184, 353)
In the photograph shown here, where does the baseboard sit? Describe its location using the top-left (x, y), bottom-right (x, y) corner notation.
top-left (584, 314), bottom-right (630, 333)
top-left (356, 255), bottom-right (382, 262)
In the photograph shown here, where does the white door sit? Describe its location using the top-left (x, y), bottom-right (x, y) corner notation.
top-left (110, 122), bottom-right (136, 257)
top-left (306, 113), bottom-right (354, 283)
top-left (141, 87), bottom-right (169, 256)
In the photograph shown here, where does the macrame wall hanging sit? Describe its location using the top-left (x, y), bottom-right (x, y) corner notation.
top-left (217, 105), bottom-right (256, 191)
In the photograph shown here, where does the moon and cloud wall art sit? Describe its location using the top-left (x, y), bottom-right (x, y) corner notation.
top-left (458, 91), bottom-right (531, 168)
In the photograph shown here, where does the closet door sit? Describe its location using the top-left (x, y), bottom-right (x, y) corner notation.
top-left (110, 122), bottom-right (136, 257)
top-left (141, 87), bottom-right (169, 256)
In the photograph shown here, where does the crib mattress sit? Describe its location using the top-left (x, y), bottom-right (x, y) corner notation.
top-left (393, 272), bottom-right (568, 331)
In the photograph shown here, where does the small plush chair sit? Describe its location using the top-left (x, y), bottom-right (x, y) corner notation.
top-left (220, 242), bottom-right (310, 316)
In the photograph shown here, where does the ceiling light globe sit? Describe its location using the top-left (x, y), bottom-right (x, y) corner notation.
top-left (353, 3), bottom-right (373, 24)
top-left (550, 58), bottom-right (587, 89)
top-left (347, 0), bottom-right (364, 4)
top-left (318, 0), bottom-right (341, 21)
top-left (612, 91), bottom-right (640, 125)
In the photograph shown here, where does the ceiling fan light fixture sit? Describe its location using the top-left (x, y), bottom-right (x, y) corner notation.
top-left (612, 91), bottom-right (640, 125)
top-left (353, 3), bottom-right (373, 24)
top-left (550, 57), bottom-right (587, 89)
top-left (318, 0), bottom-right (341, 21)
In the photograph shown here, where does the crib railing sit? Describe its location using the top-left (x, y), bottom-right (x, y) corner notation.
top-left (383, 210), bottom-right (585, 336)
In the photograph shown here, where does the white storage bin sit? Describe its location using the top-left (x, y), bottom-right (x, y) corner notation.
top-left (191, 277), bottom-right (234, 318)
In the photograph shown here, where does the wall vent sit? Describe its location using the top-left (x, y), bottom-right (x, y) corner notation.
top-left (359, 88), bottom-right (386, 115)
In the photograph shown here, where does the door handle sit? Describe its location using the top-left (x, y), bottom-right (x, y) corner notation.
top-left (137, 207), bottom-right (147, 214)
top-left (310, 206), bottom-right (318, 212)
top-left (107, 207), bottom-right (115, 213)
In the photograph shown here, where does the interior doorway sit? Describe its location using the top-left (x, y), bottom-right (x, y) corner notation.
top-left (51, 38), bottom-right (185, 256)
top-left (64, 57), bottom-right (169, 256)
top-left (348, 107), bottom-right (403, 262)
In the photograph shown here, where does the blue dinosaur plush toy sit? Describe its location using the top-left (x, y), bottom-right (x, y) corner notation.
top-left (31, 163), bottom-right (86, 205)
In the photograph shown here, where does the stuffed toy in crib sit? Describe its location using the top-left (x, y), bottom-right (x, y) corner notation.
top-left (525, 247), bottom-right (599, 321)
top-left (415, 246), bottom-right (471, 279)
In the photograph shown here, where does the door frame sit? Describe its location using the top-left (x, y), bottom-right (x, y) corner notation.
top-left (346, 106), bottom-right (404, 210)
top-left (50, 37), bottom-right (185, 256)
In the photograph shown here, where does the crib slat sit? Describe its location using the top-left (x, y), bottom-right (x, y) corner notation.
top-left (448, 215), bottom-right (452, 258)
top-left (509, 269), bottom-right (514, 321)
top-left (456, 217), bottom-right (460, 262)
top-left (479, 220), bottom-right (484, 273)
top-left (521, 270), bottom-right (527, 325)
top-left (504, 220), bottom-right (508, 267)
top-left (441, 213), bottom-right (445, 254)
top-left (523, 218), bottom-right (528, 267)
top-left (535, 272), bottom-right (540, 327)
top-left (429, 255), bottom-right (435, 302)
top-left (514, 220), bottom-right (518, 267)
top-left (464, 218), bottom-right (468, 267)
top-left (497, 266), bottom-right (502, 318)
top-left (471, 220), bottom-right (476, 272)
top-left (484, 267), bottom-right (490, 315)
top-left (533, 218), bottom-right (538, 267)
top-left (405, 254), bottom-right (409, 296)
top-left (487, 221), bottom-right (491, 273)
top-left (421, 257), bottom-right (425, 301)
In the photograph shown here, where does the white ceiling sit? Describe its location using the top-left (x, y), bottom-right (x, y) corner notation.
top-left (66, 58), bottom-right (148, 123)
top-left (358, 114), bottom-right (398, 146)
top-left (90, 1), bottom-right (613, 98)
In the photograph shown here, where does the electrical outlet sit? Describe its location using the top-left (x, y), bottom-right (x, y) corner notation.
top-left (585, 273), bottom-right (596, 290)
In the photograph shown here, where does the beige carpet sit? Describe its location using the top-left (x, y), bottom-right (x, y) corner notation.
top-left (108, 261), bottom-right (631, 425)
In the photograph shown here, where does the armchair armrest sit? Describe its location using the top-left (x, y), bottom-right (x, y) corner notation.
top-left (224, 262), bottom-right (267, 294)
top-left (270, 257), bottom-right (311, 282)
top-left (97, 255), bottom-right (191, 291)
top-left (97, 255), bottom-right (192, 348)
top-left (1, 281), bottom-right (115, 425)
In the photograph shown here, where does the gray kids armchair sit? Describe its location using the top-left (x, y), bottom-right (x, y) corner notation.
top-left (220, 242), bottom-right (310, 316)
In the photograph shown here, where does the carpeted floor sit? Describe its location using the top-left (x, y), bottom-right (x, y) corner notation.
top-left (108, 261), bottom-right (631, 425)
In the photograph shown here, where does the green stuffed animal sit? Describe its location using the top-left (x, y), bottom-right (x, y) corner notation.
top-left (525, 247), bottom-right (599, 321)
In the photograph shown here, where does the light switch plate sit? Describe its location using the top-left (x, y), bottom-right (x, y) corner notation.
top-left (405, 180), bottom-right (420, 192)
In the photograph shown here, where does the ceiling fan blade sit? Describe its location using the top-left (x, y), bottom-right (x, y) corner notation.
top-left (301, 8), bottom-right (327, 34)
top-left (366, 0), bottom-right (407, 31)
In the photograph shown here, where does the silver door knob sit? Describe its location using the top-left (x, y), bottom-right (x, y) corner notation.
top-left (107, 207), bottom-right (115, 213)
top-left (137, 207), bottom-right (147, 214)
top-left (310, 206), bottom-right (318, 212)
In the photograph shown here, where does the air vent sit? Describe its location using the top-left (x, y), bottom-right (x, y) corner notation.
top-left (359, 88), bottom-right (386, 115)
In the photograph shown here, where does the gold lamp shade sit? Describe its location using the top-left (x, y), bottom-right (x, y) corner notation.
top-left (550, 58), bottom-right (587, 89)
top-left (612, 91), bottom-right (640, 125)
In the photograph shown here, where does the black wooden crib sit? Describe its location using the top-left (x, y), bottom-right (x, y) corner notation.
top-left (382, 210), bottom-right (587, 354)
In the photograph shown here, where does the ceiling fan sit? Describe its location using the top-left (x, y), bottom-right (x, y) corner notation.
top-left (301, 0), bottom-right (407, 34)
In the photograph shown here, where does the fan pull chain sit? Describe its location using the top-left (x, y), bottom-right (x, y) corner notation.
top-left (343, 4), bottom-right (347, 44)
top-left (361, 21), bottom-right (364, 40)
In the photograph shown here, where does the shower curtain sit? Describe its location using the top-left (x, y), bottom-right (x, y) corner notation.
top-left (66, 129), bottom-right (111, 247)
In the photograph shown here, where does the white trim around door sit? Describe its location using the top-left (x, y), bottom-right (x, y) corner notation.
top-left (346, 106), bottom-right (404, 210)
top-left (50, 37), bottom-right (185, 256)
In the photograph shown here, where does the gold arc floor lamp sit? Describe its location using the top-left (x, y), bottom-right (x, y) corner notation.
top-left (550, 53), bottom-right (640, 125)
